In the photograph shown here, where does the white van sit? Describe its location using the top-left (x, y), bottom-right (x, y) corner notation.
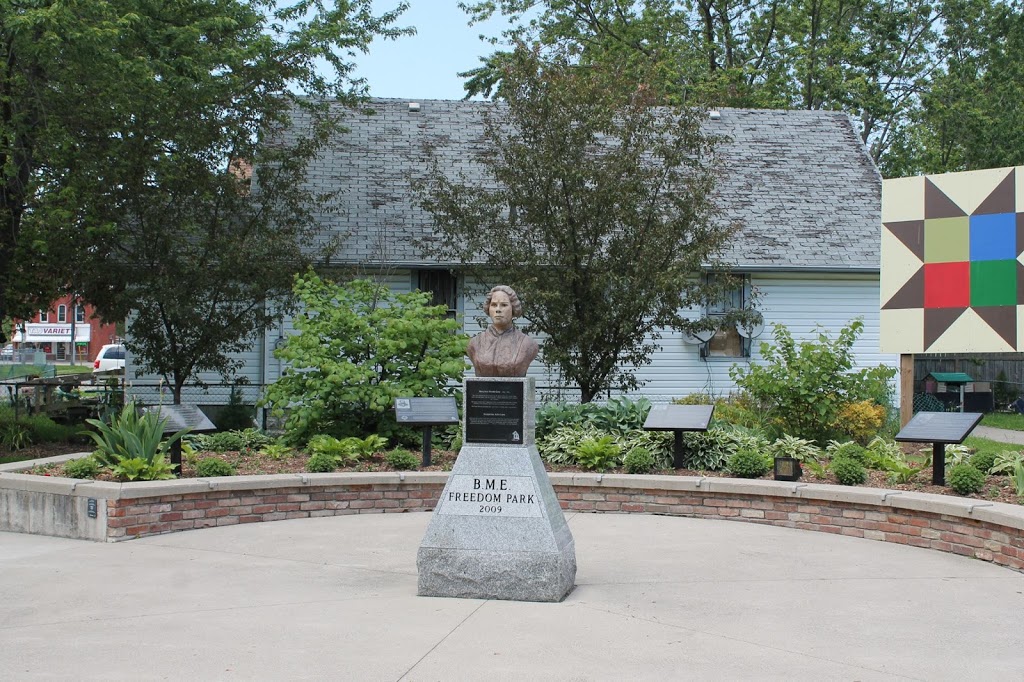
top-left (92, 344), bottom-right (126, 373)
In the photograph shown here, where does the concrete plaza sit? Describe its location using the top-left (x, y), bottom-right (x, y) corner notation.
top-left (2, 511), bottom-right (1023, 680)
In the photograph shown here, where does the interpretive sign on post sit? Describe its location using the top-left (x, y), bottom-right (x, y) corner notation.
top-left (394, 397), bottom-right (459, 466)
top-left (465, 380), bottom-right (525, 444)
top-left (142, 404), bottom-right (217, 468)
top-left (643, 404), bottom-right (715, 468)
top-left (895, 411), bottom-right (983, 486)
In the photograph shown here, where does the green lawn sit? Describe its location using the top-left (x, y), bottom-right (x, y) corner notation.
top-left (964, 435), bottom-right (1021, 456)
top-left (980, 412), bottom-right (1024, 432)
top-left (0, 364), bottom-right (93, 379)
top-left (56, 365), bottom-right (93, 375)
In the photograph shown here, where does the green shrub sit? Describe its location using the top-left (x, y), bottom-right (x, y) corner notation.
top-left (576, 435), bottom-right (621, 471)
top-left (262, 275), bottom-right (468, 444)
top-left (306, 451), bottom-right (336, 473)
top-left (22, 414), bottom-right (75, 443)
top-left (63, 456), bottom-right (101, 479)
top-left (195, 457), bottom-right (236, 477)
top-left (969, 451), bottom-right (998, 474)
top-left (215, 387), bottom-right (256, 431)
top-left (832, 456), bottom-right (867, 486)
top-left (948, 463), bottom-right (986, 496)
top-left (386, 448), bottom-right (420, 470)
top-left (726, 447), bottom-right (770, 478)
top-left (623, 447), bottom-right (657, 474)
top-left (730, 320), bottom-right (896, 443)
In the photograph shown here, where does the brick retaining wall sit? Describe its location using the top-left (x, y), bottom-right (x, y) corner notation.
top-left (3, 464), bottom-right (1023, 573)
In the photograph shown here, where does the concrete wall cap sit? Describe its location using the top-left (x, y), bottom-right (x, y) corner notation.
top-left (968, 504), bottom-right (1024, 531)
top-left (0, 451), bottom-right (92, 473)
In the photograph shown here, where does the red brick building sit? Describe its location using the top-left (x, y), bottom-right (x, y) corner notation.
top-left (10, 295), bottom-right (119, 363)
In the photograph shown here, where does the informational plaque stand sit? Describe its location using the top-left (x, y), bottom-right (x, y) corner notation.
top-left (142, 404), bottom-right (217, 468)
top-left (643, 404), bottom-right (715, 468)
top-left (417, 377), bottom-right (576, 602)
top-left (394, 397), bottom-right (459, 466)
top-left (895, 411), bottom-right (983, 486)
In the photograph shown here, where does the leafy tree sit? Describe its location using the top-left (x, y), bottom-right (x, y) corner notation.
top-left (262, 274), bottom-right (468, 444)
top-left (0, 0), bottom-right (411, 395)
top-left (883, 0), bottom-right (1024, 176)
top-left (420, 47), bottom-right (756, 403)
top-left (458, 0), bottom-right (947, 170)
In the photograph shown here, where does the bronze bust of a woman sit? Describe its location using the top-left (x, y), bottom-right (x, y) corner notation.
top-left (466, 285), bottom-right (539, 377)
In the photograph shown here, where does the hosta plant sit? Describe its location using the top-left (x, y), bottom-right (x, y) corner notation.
top-left (575, 435), bottom-right (621, 471)
top-left (766, 435), bottom-right (820, 462)
top-left (111, 456), bottom-right (177, 482)
top-left (989, 450), bottom-right (1024, 476)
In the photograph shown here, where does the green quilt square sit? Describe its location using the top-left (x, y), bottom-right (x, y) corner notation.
top-left (970, 259), bottom-right (1017, 307)
top-left (924, 217), bottom-right (970, 263)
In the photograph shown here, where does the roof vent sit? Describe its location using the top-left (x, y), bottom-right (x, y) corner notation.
top-left (408, 102), bottom-right (421, 113)
top-left (709, 109), bottom-right (721, 121)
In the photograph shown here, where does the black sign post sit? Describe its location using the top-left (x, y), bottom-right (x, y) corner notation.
top-left (465, 381), bottom-right (526, 445)
top-left (643, 405), bottom-right (716, 468)
top-left (394, 397), bottom-right (459, 466)
top-left (895, 411), bottom-right (983, 486)
top-left (143, 404), bottom-right (217, 469)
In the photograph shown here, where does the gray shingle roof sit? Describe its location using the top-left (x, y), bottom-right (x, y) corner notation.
top-left (291, 99), bottom-right (881, 271)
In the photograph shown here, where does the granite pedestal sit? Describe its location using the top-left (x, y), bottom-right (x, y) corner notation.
top-left (416, 377), bottom-right (576, 602)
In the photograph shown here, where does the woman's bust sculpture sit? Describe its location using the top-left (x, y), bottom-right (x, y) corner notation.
top-left (466, 285), bottom-right (539, 377)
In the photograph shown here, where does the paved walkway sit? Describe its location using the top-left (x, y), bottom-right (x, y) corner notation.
top-left (972, 424), bottom-right (1024, 445)
top-left (3, 512), bottom-right (1024, 681)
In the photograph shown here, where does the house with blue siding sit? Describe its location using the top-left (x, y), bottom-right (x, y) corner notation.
top-left (126, 99), bottom-right (895, 408)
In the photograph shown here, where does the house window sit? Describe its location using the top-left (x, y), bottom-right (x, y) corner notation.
top-left (75, 305), bottom-right (86, 323)
top-left (39, 310), bottom-right (48, 323)
top-left (703, 274), bottom-right (752, 358)
top-left (417, 270), bottom-right (458, 318)
top-left (57, 305), bottom-right (67, 322)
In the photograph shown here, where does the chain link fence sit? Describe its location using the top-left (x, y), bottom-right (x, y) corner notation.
top-left (125, 382), bottom-right (270, 430)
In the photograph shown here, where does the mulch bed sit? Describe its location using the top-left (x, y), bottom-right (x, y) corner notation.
top-left (10, 443), bottom-right (1022, 506)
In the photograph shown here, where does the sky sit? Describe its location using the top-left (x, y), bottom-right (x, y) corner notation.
top-left (351, 1), bottom-right (515, 101)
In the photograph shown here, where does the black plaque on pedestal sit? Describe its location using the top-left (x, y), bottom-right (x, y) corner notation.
top-left (643, 404), bottom-right (715, 469)
top-left (394, 397), bottom-right (459, 466)
top-left (465, 380), bottom-right (525, 444)
top-left (895, 411), bottom-right (983, 486)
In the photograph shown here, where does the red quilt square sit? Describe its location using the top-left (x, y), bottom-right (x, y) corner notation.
top-left (924, 262), bottom-right (970, 308)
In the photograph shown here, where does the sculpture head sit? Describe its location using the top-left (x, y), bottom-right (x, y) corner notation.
top-left (483, 285), bottom-right (523, 331)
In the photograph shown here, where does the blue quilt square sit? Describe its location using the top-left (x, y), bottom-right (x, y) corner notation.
top-left (970, 213), bottom-right (1017, 261)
